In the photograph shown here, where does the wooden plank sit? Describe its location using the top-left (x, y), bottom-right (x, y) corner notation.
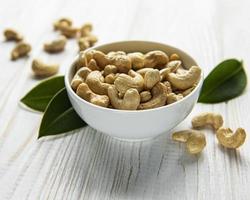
top-left (0, 0), bottom-right (250, 199)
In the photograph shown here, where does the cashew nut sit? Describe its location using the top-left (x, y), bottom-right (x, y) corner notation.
top-left (108, 85), bottom-right (140, 110)
top-left (44, 36), bottom-right (67, 53)
top-left (167, 66), bottom-right (201, 90)
top-left (79, 23), bottom-right (93, 37)
top-left (216, 127), bottom-right (246, 149)
top-left (77, 83), bottom-right (109, 107)
top-left (140, 91), bottom-right (152, 103)
top-left (192, 112), bottom-right (223, 130)
top-left (4, 28), bottom-right (23, 42)
top-left (127, 52), bottom-right (144, 70)
top-left (144, 50), bottom-right (169, 68)
top-left (166, 93), bottom-right (183, 104)
top-left (103, 65), bottom-right (117, 76)
top-left (78, 35), bottom-right (98, 51)
top-left (114, 70), bottom-right (144, 94)
top-left (144, 69), bottom-right (161, 90)
top-left (162, 81), bottom-right (172, 94)
top-left (31, 59), bottom-right (59, 77)
top-left (160, 60), bottom-right (182, 81)
top-left (109, 54), bottom-right (132, 73)
top-left (11, 42), bottom-right (31, 60)
top-left (138, 82), bottom-right (168, 110)
top-left (172, 130), bottom-right (206, 154)
top-left (60, 26), bottom-right (79, 38)
top-left (71, 67), bottom-right (91, 90)
top-left (53, 18), bottom-right (72, 30)
top-left (86, 71), bottom-right (110, 95)
top-left (169, 53), bottom-right (180, 61)
top-left (104, 73), bottom-right (119, 84)
top-left (87, 59), bottom-right (100, 71)
top-left (85, 50), bottom-right (109, 69)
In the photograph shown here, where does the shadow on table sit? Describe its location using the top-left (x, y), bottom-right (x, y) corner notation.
top-left (70, 128), bottom-right (201, 200)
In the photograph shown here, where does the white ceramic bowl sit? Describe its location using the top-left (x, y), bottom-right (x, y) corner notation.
top-left (65, 41), bottom-right (203, 140)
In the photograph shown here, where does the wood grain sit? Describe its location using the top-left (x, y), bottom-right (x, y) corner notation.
top-left (0, 0), bottom-right (250, 199)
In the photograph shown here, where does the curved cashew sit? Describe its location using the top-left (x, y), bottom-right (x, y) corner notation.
top-left (104, 73), bottom-right (119, 84)
top-left (11, 42), bottom-right (31, 60)
top-left (144, 69), bottom-right (161, 90)
top-left (53, 18), bottom-right (72, 30)
top-left (108, 85), bottom-right (140, 110)
top-left (71, 67), bottom-right (91, 90)
top-left (172, 130), bottom-right (206, 154)
top-left (216, 127), bottom-right (246, 149)
top-left (138, 82), bottom-right (168, 110)
top-left (167, 66), bottom-right (201, 90)
top-left (140, 91), bottom-right (152, 103)
top-left (137, 68), bottom-right (160, 89)
top-left (144, 50), bottom-right (169, 68)
top-left (103, 65), bottom-right (118, 76)
top-left (31, 59), bottom-right (59, 77)
top-left (44, 36), bottom-right (67, 53)
top-left (114, 70), bottom-right (144, 94)
top-left (76, 83), bottom-right (109, 107)
top-left (160, 60), bottom-right (182, 81)
top-left (80, 23), bottom-right (93, 37)
top-left (166, 93), bottom-right (183, 104)
top-left (86, 71), bottom-right (110, 95)
top-left (192, 112), bottom-right (223, 130)
top-left (78, 37), bottom-right (90, 51)
top-left (128, 52), bottom-right (144, 70)
top-left (4, 28), bottom-right (23, 42)
top-left (85, 50), bottom-right (109, 69)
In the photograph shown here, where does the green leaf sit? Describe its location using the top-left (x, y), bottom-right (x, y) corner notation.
top-left (198, 59), bottom-right (247, 103)
top-left (38, 88), bottom-right (86, 138)
top-left (21, 76), bottom-right (65, 112)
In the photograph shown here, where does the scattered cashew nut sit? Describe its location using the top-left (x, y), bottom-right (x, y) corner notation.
top-left (172, 130), bottom-right (206, 154)
top-left (32, 59), bottom-right (59, 77)
top-left (192, 112), bottom-right (224, 130)
top-left (53, 18), bottom-right (72, 30)
top-left (4, 28), bottom-right (23, 42)
top-left (11, 42), bottom-right (31, 60)
top-left (216, 127), bottom-right (246, 149)
top-left (44, 36), bottom-right (67, 53)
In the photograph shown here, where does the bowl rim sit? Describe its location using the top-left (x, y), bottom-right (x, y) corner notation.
top-left (65, 40), bottom-right (203, 113)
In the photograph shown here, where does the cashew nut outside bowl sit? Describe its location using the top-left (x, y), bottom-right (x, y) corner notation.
top-left (65, 41), bottom-right (203, 140)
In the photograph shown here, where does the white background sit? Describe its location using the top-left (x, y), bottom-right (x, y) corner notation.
top-left (0, 0), bottom-right (250, 199)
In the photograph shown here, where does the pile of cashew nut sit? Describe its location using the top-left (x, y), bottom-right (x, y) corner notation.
top-left (172, 112), bottom-right (246, 154)
top-left (71, 50), bottom-right (201, 110)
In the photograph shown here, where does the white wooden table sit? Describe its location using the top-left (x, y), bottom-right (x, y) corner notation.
top-left (0, 0), bottom-right (250, 199)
